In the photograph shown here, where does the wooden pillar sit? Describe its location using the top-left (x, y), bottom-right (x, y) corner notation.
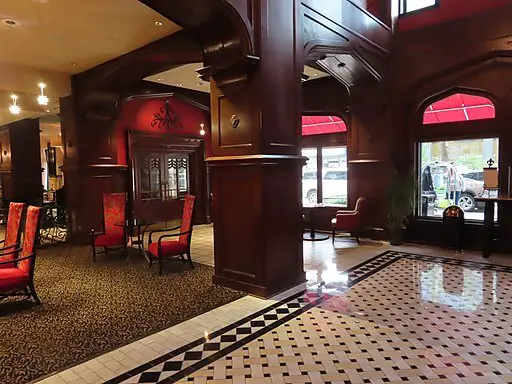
top-left (0, 119), bottom-right (42, 205)
top-left (207, 0), bottom-right (305, 297)
top-left (60, 92), bottom-right (126, 243)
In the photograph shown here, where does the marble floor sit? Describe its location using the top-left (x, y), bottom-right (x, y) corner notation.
top-left (34, 226), bottom-right (512, 384)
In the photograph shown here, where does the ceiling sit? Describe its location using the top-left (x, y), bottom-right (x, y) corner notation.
top-left (0, 0), bottom-right (180, 126)
top-left (144, 64), bottom-right (330, 93)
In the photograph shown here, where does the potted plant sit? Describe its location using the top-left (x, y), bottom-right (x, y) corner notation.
top-left (387, 168), bottom-right (416, 245)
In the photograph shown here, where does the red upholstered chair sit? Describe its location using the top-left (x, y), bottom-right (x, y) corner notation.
top-left (331, 197), bottom-right (366, 244)
top-left (90, 193), bottom-right (127, 261)
top-left (0, 202), bottom-right (25, 269)
top-left (145, 195), bottom-right (196, 275)
top-left (0, 205), bottom-right (42, 304)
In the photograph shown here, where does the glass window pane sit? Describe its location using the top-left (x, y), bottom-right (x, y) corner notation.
top-left (405, 0), bottom-right (436, 13)
top-left (419, 138), bottom-right (499, 221)
top-left (321, 147), bottom-right (348, 207)
top-left (302, 148), bottom-right (317, 206)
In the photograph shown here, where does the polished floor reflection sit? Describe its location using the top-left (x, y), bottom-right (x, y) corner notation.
top-left (35, 227), bottom-right (512, 384)
top-left (168, 253), bottom-right (512, 384)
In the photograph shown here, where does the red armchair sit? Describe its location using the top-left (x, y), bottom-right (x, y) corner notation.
top-left (145, 195), bottom-right (196, 275)
top-left (331, 197), bottom-right (366, 244)
top-left (0, 205), bottom-right (42, 304)
top-left (0, 202), bottom-right (25, 268)
top-left (91, 193), bottom-right (127, 261)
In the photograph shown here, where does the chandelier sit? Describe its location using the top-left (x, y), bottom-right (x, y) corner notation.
top-left (9, 94), bottom-right (20, 115)
top-left (37, 82), bottom-right (49, 106)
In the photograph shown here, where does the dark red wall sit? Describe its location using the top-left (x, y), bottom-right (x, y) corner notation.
top-left (115, 96), bottom-right (211, 165)
top-left (398, 0), bottom-right (510, 31)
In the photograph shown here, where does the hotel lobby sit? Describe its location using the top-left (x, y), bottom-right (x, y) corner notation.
top-left (1, 0), bottom-right (512, 383)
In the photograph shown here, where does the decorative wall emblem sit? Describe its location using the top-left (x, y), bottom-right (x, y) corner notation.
top-left (151, 100), bottom-right (182, 130)
top-left (230, 114), bottom-right (240, 129)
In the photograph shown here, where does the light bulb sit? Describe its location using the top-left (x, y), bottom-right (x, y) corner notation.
top-left (9, 94), bottom-right (20, 115)
top-left (37, 95), bottom-right (49, 105)
top-left (199, 123), bottom-right (205, 136)
top-left (9, 105), bottom-right (20, 114)
top-left (37, 82), bottom-right (49, 105)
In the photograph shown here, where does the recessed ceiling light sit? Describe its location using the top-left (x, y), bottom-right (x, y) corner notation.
top-left (46, 109), bottom-right (50, 113)
top-left (176, 82), bottom-right (183, 86)
top-left (71, 62), bottom-right (78, 66)
top-left (155, 21), bottom-right (163, 26)
top-left (1, 19), bottom-right (18, 27)
top-left (313, 73), bottom-right (318, 76)
top-left (157, 78), bottom-right (162, 81)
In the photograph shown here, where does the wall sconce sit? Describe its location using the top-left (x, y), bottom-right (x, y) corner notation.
top-left (199, 123), bottom-right (206, 136)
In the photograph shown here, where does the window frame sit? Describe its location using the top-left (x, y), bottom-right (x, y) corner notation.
top-left (301, 114), bottom-right (349, 207)
top-left (399, 0), bottom-right (439, 16)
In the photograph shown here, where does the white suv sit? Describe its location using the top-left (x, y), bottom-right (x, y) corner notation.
top-left (302, 169), bottom-right (348, 206)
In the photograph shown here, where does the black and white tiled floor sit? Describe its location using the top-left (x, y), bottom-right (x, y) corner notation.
top-left (36, 248), bottom-right (512, 384)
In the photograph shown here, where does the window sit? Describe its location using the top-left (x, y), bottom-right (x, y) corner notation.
top-left (419, 138), bottom-right (499, 221)
top-left (321, 147), bottom-right (348, 206)
top-left (302, 148), bottom-right (318, 206)
top-left (302, 116), bottom-right (348, 207)
top-left (400, 0), bottom-right (437, 14)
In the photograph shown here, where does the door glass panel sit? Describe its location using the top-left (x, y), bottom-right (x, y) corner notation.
top-left (140, 155), bottom-right (161, 200)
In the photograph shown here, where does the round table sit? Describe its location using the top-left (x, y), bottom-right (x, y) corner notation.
top-left (302, 205), bottom-right (330, 241)
top-left (114, 218), bottom-right (156, 252)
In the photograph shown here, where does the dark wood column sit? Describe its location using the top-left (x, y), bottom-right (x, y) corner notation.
top-left (206, 0), bottom-right (305, 298)
top-left (60, 93), bottom-right (127, 243)
top-left (0, 119), bottom-right (42, 205)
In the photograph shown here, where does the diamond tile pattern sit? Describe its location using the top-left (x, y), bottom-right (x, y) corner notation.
top-left (110, 292), bottom-right (328, 383)
top-left (170, 253), bottom-right (512, 384)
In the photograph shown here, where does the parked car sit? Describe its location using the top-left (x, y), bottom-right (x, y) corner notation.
top-left (302, 168), bottom-right (348, 205)
top-left (424, 162), bottom-right (484, 211)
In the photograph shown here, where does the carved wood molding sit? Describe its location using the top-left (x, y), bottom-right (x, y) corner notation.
top-left (197, 55), bottom-right (260, 89)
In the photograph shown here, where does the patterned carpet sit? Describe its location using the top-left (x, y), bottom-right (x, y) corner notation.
top-left (0, 245), bottom-right (245, 384)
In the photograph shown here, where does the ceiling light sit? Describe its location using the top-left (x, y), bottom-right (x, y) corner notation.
top-left (176, 82), bottom-right (183, 86)
top-left (71, 62), bottom-right (78, 67)
top-left (37, 82), bottom-right (49, 106)
top-left (313, 73), bottom-right (318, 76)
top-left (1, 19), bottom-right (18, 27)
top-left (9, 94), bottom-right (20, 115)
top-left (157, 78), bottom-right (162, 81)
top-left (199, 123), bottom-right (206, 136)
top-left (155, 21), bottom-right (163, 26)
top-left (46, 109), bottom-right (50, 113)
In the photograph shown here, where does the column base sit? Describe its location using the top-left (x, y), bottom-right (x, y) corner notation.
top-left (213, 271), bottom-right (306, 299)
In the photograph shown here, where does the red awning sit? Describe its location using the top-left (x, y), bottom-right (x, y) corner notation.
top-left (302, 115), bottom-right (347, 136)
top-left (423, 93), bottom-right (495, 125)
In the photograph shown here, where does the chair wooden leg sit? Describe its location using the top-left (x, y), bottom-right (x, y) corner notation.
top-left (187, 253), bottom-right (194, 269)
top-left (180, 254), bottom-right (186, 263)
top-left (28, 282), bottom-right (41, 305)
top-left (332, 229), bottom-right (335, 244)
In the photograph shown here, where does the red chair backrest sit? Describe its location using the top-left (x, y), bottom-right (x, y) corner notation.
top-left (179, 195), bottom-right (196, 245)
top-left (19, 206), bottom-right (41, 273)
top-left (354, 197), bottom-right (366, 214)
top-left (103, 193), bottom-right (126, 234)
top-left (5, 202), bottom-right (25, 250)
